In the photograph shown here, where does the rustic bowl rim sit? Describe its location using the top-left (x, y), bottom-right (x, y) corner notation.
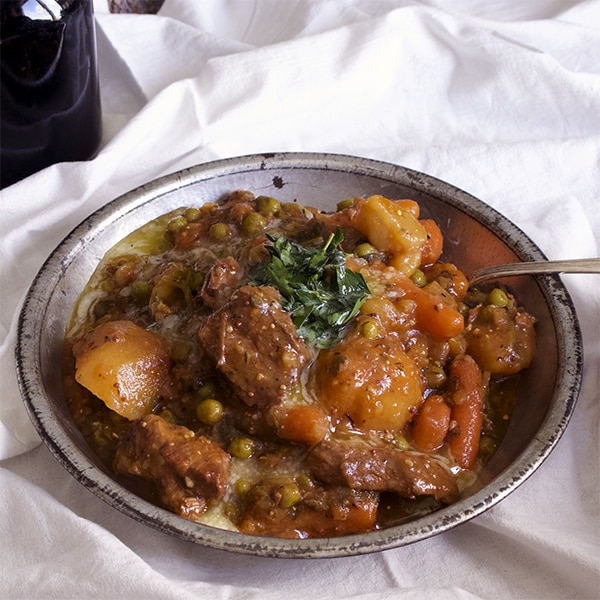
top-left (15, 152), bottom-right (583, 558)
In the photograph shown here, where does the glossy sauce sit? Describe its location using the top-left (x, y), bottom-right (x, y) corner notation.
top-left (61, 192), bottom-right (536, 538)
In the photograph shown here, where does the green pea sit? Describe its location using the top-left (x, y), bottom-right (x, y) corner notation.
top-left (242, 212), bottom-right (267, 236)
top-left (426, 363), bottom-right (447, 388)
top-left (167, 215), bottom-right (187, 234)
top-left (235, 478), bottom-right (252, 495)
top-left (256, 195), bottom-right (281, 216)
top-left (279, 481), bottom-right (302, 508)
top-left (196, 399), bottom-right (224, 425)
top-left (209, 222), bottom-right (231, 240)
top-left (488, 288), bottom-right (509, 307)
top-left (184, 207), bottom-right (202, 222)
top-left (361, 320), bottom-right (379, 339)
top-left (229, 437), bottom-right (255, 460)
top-left (131, 280), bottom-right (151, 305)
top-left (195, 380), bottom-right (217, 401)
top-left (457, 301), bottom-right (470, 319)
top-left (336, 198), bottom-right (354, 210)
top-left (355, 243), bottom-right (378, 258)
top-left (410, 268), bottom-right (427, 287)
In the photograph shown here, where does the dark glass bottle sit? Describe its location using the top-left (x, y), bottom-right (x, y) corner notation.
top-left (1, 0), bottom-right (102, 188)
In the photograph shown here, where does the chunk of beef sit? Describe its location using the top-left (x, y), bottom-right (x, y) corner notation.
top-left (197, 285), bottom-right (312, 408)
top-left (114, 414), bottom-right (230, 520)
top-left (200, 256), bottom-right (244, 309)
top-left (236, 479), bottom-right (378, 538)
top-left (307, 440), bottom-right (459, 504)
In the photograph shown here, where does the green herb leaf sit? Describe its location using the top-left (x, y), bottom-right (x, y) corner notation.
top-left (250, 229), bottom-right (370, 348)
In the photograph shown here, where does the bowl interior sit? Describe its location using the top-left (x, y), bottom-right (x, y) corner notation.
top-left (16, 153), bottom-right (582, 558)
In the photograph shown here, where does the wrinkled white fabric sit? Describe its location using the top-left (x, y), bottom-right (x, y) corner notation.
top-left (0, 0), bottom-right (598, 598)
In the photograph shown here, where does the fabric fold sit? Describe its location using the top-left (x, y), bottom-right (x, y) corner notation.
top-left (0, 1), bottom-right (598, 598)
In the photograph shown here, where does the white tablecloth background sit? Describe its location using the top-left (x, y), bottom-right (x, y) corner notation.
top-left (1, 1), bottom-right (599, 598)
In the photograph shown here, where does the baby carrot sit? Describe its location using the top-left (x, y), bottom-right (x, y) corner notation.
top-left (395, 199), bottom-right (421, 218)
top-left (447, 354), bottom-right (484, 470)
top-left (411, 394), bottom-right (451, 452)
top-left (419, 219), bottom-right (444, 267)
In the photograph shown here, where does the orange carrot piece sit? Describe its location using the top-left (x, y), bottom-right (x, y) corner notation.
top-left (394, 276), bottom-right (464, 340)
top-left (420, 219), bottom-right (444, 267)
top-left (395, 199), bottom-right (421, 218)
top-left (447, 354), bottom-right (484, 469)
top-left (411, 394), bottom-right (451, 452)
top-left (273, 405), bottom-right (329, 446)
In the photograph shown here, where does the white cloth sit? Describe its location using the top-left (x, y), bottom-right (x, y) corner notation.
top-left (1, 0), bottom-right (599, 597)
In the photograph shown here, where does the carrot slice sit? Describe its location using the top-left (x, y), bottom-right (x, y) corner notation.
top-left (272, 405), bottom-right (329, 446)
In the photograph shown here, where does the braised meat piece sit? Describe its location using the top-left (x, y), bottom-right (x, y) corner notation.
top-left (200, 256), bottom-right (245, 309)
top-left (307, 440), bottom-right (459, 504)
top-left (236, 479), bottom-right (378, 538)
top-left (197, 285), bottom-right (312, 408)
top-left (114, 414), bottom-right (230, 520)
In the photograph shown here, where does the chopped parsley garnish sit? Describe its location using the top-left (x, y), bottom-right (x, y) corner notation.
top-left (250, 228), bottom-right (370, 348)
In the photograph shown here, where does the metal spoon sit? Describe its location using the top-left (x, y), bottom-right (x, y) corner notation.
top-left (468, 257), bottom-right (600, 287)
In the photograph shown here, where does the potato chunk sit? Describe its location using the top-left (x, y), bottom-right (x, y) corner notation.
top-left (465, 304), bottom-right (536, 375)
top-left (314, 331), bottom-right (423, 432)
top-left (73, 320), bottom-right (170, 420)
top-left (351, 195), bottom-right (427, 276)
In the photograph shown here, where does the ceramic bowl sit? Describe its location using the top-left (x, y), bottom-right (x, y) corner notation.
top-left (15, 153), bottom-right (582, 558)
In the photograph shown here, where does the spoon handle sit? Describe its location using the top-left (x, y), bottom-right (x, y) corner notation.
top-left (468, 257), bottom-right (600, 286)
